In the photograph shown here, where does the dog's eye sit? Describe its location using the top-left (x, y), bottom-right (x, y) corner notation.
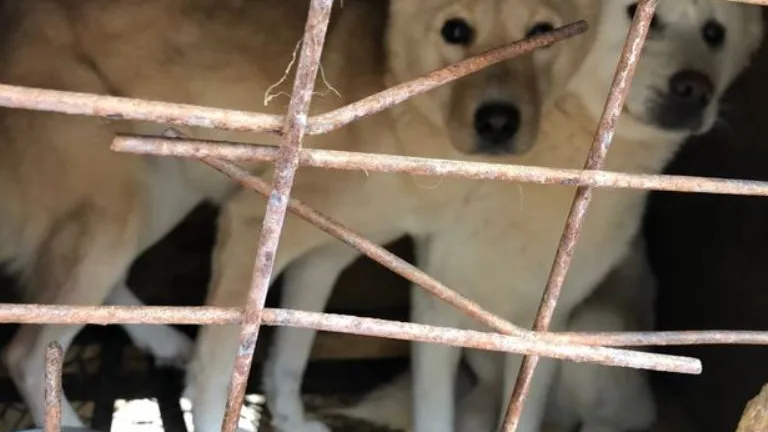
top-left (626, 2), bottom-right (660, 30)
top-left (702, 20), bottom-right (726, 48)
top-left (441, 18), bottom-right (475, 45)
top-left (525, 22), bottom-right (555, 39)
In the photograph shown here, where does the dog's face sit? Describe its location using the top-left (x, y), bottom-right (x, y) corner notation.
top-left (386, 0), bottom-right (596, 156)
top-left (592, 0), bottom-right (763, 136)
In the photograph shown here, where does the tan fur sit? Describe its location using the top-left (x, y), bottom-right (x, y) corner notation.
top-left (0, 0), bottom-right (597, 428)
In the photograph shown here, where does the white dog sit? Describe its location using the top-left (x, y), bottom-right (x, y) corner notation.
top-left (544, 236), bottom-right (659, 432)
top-left (255, 1), bottom-right (764, 432)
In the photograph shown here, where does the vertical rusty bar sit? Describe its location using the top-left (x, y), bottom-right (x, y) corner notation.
top-left (499, 0), bottom-right (659, 430)
top-left (44, 341), bottom-right (63, 432)
top-left (217, 1), bottom-right (334, 431)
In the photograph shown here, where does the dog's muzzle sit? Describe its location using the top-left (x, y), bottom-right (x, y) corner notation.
top-left (651, 69), bottom-right (714, 131)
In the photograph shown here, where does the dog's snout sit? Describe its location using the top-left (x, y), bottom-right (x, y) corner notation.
top-left (473, 102), bottom-right (521, 152)
top-left (651, 69), bottom-right (715, 131)
top-left (669, 70), bottom-right (714, 107)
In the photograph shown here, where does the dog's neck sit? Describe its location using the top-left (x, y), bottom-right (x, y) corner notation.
top-left (532, 92), bottom-right (687, 175)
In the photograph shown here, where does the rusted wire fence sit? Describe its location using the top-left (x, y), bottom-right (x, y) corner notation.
top-left (5, 0), bottom-right (768, 430)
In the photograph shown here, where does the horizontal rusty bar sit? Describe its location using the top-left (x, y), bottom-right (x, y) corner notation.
top-left (0, 22), bottom-right (585, 139)
top-left (555, 331), bottom-right (768, 346)
top-left (113, 136), bottom-right (768, 197)
top-left (0, 84), bottom-right (285, 134)
top-left (724, 0), bottom-right (768, 4)
top-left (0, 304), bottom-right (765, 348)
top-left (0, 304), bottom-right (699, 374)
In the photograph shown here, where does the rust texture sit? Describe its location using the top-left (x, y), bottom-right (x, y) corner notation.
top-left (216, 1), bottom-right (334, 431)
top-left (501, 0), bottom-right (659, 429)
top-left (0, 84), bottom-right (285, 135)
top-left (44, 342), bottom-right (63, 432)
top-left (204, 158), bottom-right (526, 335)
top-left (116, 135), bottom-right (768, 197)
top-left (262, 309), bottom-right (698, 374)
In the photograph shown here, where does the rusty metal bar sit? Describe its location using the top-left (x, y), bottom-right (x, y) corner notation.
top-left (305, 20), bottom-right (588, 135)
top-left (216, 2), bottom-right (333, 431)
top-left (0, 304), bottom-right (697, 373)
top-left (262, 309), bottom-right (697, 374)
top-left (115, 135), bottom-right (768, 197)
top-left (0, 22), bottom-right (584, 140)
top-left (501, 0), bottom-right (659, 429)
top-left (0, 304), bottom-right (766, 349)
top-left (203, 158), bottom-right (526, 335)
top-left (44, 342), bottom-right (63, 432)
top-left (0, 84), bottom-right (285, 134)
top-left (726, 0), bottom-right (768, 4)
top-left (0, 304), bottom-right (242, 325)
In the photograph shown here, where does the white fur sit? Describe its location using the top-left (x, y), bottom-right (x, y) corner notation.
top-left (266, 1), bottom-right (764, 432)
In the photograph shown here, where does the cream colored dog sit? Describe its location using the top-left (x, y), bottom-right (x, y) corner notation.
top-left (273, 1), bottom-right (764, 432)
top-left (184, 1), bottom-right (599, 431)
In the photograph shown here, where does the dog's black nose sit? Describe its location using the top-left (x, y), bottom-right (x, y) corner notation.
top-left (652, 70), bottom-right (715, 131)
top-left (473, 102), bottom-right (521, 152)
top-left (669, 70), bottom-right (714, 108)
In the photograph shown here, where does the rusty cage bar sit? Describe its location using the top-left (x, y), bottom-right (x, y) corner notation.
top-left (3, 0), bottom-right (768, 430)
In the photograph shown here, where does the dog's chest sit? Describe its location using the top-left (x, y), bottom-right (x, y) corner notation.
top-left (427, 182), bottom-right (649, 329)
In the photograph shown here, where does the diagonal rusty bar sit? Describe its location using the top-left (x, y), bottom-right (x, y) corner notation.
top-left (203, 157), bottom-right (526, 335)
top-left (115, 135), bottom-right (768, 197)
top-left (306, 20), bottom-right (587, 135)
top-left (501, 0), bottom-right (659, 429)
top-left (217, 1), bottom-right (333, 431)
top-left (44, 342), bottom-right (63, 432)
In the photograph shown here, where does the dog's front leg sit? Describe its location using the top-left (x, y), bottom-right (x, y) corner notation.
top-left (187, 190), bottom-right (333, 432)
top-left (549, 236), bottom-right (657, 432)
top-left (411, 234), bottom-right (462, 432)
top-left (104, 282), bottom-right (194, 367)
top-left (263, 242), bottom-right (363, 432)
top-left (411, 296), bottom-right (462, 431)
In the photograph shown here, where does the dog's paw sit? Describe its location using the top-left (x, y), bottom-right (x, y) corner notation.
top-left (578, 424), bottom-right (621, 432)
top-left (275, 419), bottom-right (332, 432)
top-left (134, 325), bottom-right (194, 367)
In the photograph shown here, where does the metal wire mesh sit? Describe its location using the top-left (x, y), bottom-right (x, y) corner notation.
top-left (1, 0), bottom-right (766, 430)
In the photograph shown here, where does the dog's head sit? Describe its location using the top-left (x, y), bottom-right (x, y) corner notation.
top-left (581, 0), bottom-right (764, 137)
top-left (385, 0), bottom-right (598, 156)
